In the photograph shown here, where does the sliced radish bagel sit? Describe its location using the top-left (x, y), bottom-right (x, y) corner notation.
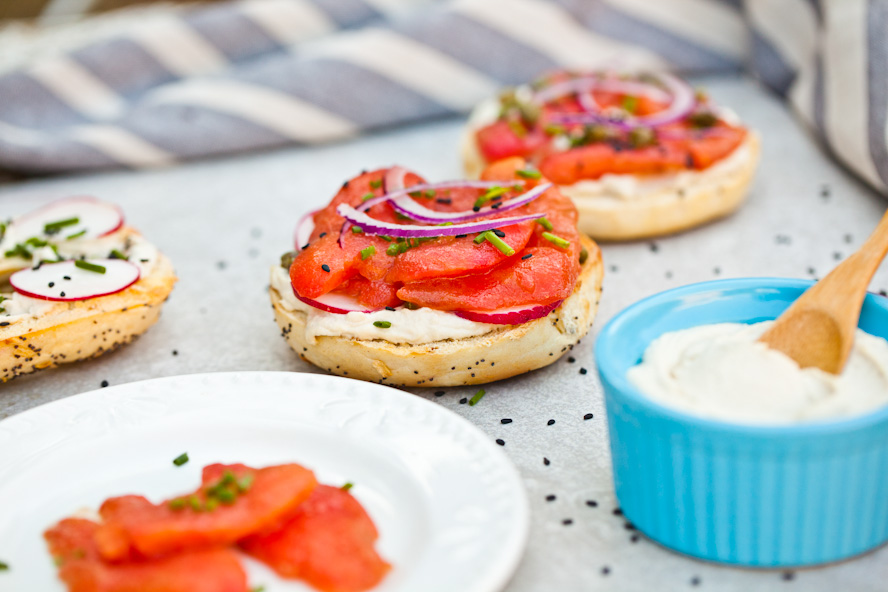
top-left (10, 259), bottom-right (140, 301)
top-left (12, 197), bottom-right (123, 241)
top-left (294, 289), bottom-right (376, 314)
top-left (454, 300), bottom-right (563, 325)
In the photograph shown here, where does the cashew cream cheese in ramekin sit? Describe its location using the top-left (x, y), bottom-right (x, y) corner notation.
top-left (627, 321), bottom-right (888, 424)
top-left (270, 266), bottom-right (498, 345)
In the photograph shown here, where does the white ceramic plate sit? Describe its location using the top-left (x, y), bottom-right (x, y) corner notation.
top-left (0, 372), bottom-right (529, 592)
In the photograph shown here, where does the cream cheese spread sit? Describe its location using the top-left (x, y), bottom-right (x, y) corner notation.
top-left (628, 322), bottom-right (888, 424)
top-left (270, 266), bottom-right (498, 345)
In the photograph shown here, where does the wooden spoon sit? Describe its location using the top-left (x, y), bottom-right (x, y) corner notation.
top-left (759, 210), bottom-right (888, 374)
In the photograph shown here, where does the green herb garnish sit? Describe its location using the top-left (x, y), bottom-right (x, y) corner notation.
top-left (468, 389), bottom-right (486, 406)
top-left (361, 246), bottom-right (376, 260)
top-left (480, 231), bottom-right (515, 256)
top-left (373, 321), bottom-right (391, 329)
top-left (424, 189), bottom-right (436, 199)
top-left (536, 217), bottom-right (553, 231)
top-left (74, 260), bottom-right (106, 274)
top-left (473, 234), bottom-right (487, 245)
top-left (109, 249), bottom-right (128, 260)
top-left (542, 232), bottom-right (570, 249)
top-left (4, 243), bottom-right (31, 259)
top-left (237, 474), bottom-right (254, 493)
top-left (351, 226), bottom-right (363, 234)
top-left (474, 186), bottom-right (508, 209)
top-left (43, 217), bottom-right (79, 235)
top-left (172, 452), bottom-right (189, 466)
top-left (361, 192), bottom-right (375, 202)
top-left (386, 243), bottom-right (400, 256)
top-left (169, 498), bottom-right (187, 511)
top-left (621, 95), bottom-right (638, 114)
top-left (579, 246), bottom-right (589, 265)
top-left (369, 179), bottom-right (382, 189)
top-left (341, 482), bottom-right (354, 491)
top-left (66, 229), bottom-right (87, 240)
top-left (280, 251), bottom-right (297, 270)
top-left (516, 169), bottom-right (541, 180)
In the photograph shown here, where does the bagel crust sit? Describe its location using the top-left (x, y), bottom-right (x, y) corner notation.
top-left (271, 235), bottom-right (603, 387)
top-left (0, 243), bottom-right (176, 382)
top-left (461, 100), bottom-right (760, 241)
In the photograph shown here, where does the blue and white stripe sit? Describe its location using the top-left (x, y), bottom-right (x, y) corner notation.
top-left (0, 0), bottom-right (886, 198)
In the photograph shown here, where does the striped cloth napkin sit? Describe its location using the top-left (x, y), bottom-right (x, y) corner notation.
top-left (0, 0), bottom-right (885, 196)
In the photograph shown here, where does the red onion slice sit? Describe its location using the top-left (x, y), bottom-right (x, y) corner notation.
top-left (294, 289), bottom-right (376, 314)
top-left (383, 165), bottom-right (409, 192)
top-left (455, 300), bottom-right (563, 325)
top-left (389, 183), bottom-right (551, 224)
top-left (338, 205), bottom-right (543, 239)
top-left (295, 209), bottom-right (319, 250)
top-left (541, 73), bottom-right (696, 130)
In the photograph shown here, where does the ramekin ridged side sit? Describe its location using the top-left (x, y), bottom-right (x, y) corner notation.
top-left (596, 278), bottom-right (888, 567)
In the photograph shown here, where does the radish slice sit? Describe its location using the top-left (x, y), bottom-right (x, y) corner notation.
top-left (13, 197), bottom-right (123, 241)
top-left (390, 183), bottom-right (551, 224)
top-left (455, 300), bottom-right (563, 325)
top-left (338, 205), bottom-right (543, 239)
top-left (295, 209), bottom-right (319, 250)
top-left (10, 259), bottom-right (140, 302)
top-left (294, 289), bottom-right (376, 314)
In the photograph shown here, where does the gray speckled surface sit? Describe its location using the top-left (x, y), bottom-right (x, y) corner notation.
top-left (2, 76), bottom-right (888, 591)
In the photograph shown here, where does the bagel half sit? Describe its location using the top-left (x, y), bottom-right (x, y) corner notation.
top-left (271, 235), bottom-right (603, 387)
top-left (0, 231), bottom-right (176, 382)
top-left (461, 99), bottom-right (760, 241)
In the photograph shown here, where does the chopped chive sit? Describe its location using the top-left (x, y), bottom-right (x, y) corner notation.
top-left (369, 179), bottom-right (382, 189)
top-left (473, 234), bottom-right (487, 245)
top-left (341, 482), bottom-right (354, 491)
top-left (351, 226), bottom-right (363, 234)
top-left (251, 587), bottom-right (266, 592)
top-left (395, 211), bottom-right (412, 220)
top-left (386, 243), bottom-right (400, 256)
top-left (109, 249), bottom-right (128, 260)
top-left (4, 244), bottom-right (30, 259)
top-left (542, 232), bottom-right (571, 249)
top-left (172, 452), bottom-right (189, 466)
top-left (205, 498), bottom-right (219, 511)
top-left (24, 237), bottom-right (48, 248)
top-left (474, 186), bottom-right (507, 209)
top-left (169, 498), bottom-right (186, 511)
top-left (66, 229), bottom-right (87, 240)
top-left (361, 246), bottom-right (376, 260)
top-left (44, 217), bottom-right (79, 234)
top-left (74, 260), bottom-right (106, 274)
top-left (468, 389), bottom-right (486, 406)
top-left (483, 232), bottom-right (515, 256)
top-left (622, 95), bottom-right (638, 114)
top-left (188, 495), bottom-right (202, 511)
top-left (516, 169), bottom-right (541, 180)
top-left (579, 246), bottom-right (589, 265)
top-left (424, 189), bottom-right (436, 198)
top-left (537, 217), bottom-right (553, 231)
top-left (373, 321), bottom-right (392, 329)
top-left (361, 192), bottom-right (375, 202)
top-left (403, 302), bottom-right (420, 310)
top-left (237, 474), bottom-right (254, 493)
top-left (378, 235), bottom-right (393, 242)
top-left (220, 471), bottom-right (236, 487)
top-left (216, 488), bottom-right (236, 505)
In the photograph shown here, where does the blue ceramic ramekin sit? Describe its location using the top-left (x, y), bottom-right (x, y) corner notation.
top-left (596, 278), bottom-right (888, 567)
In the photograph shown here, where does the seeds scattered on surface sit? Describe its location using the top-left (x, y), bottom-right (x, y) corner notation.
top-left (496, 439), bottom-right (505, 446)
top-left (579, 368), bottom-right (588, 375)
top-left (434, 391), bottom-right (445, 397)
top-left (601, 567), bottom-right (610, 575)
top-left (547, 419), bottom-right (555, 426)
top-left (584, 413), bottom-right (594, 420)
top-left (562, 519), bottom-right (573, 526)
top-left (459, 397), bottom-right (468, 404)
top-left (100, 380), bottom-right (109, 388)
top-left (501, 418), bottom-right (512, 424)
top-left (321, 264), bottom-right (331, 272)
top-left (613, 508), bottom-right (623, 516)
top-left (546, 495), bottom-right (556, 502)
top-left (586, 500), bottom-right (597, 507)
top-left (543, 457), bottom-right (550, 466)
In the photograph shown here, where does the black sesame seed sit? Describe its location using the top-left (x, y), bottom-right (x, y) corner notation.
top-left (319, 232), bottom-right (327, 238)
top-left (385, 306), bottom-right (395, 311)
top-left (501, 418), bottom-right (512, 424)
top-left (562, 519), bottom-right (573, 525)
top-left (496, 439), bottom-right (505, 446)
top-left (0, 322), bottom-right (9, 327)
top-left (584, 413), bottom-right (594, 420)
top-left (547, 419), bottom-right (555, 426)
top-left (321, 264), bottom-right (331, 273)
top-left (579, 367), bottom-right (588, 375)
top-left (48, 282), bottom-right (55, 288)
top-left (455, 234), bottom-right (467, 239)
top-left (567, 356), bottom-right (575, 363)
top-left (100, 380), bottom-right (109, 388)
top-left (459, 397), bottom-right (467, 404)
top-left (613, 508), bottom-right (623, 516)
top-left (217, 261), bottom-right (227, 270)
top-left (63, 275), bottom-right (71, 280)
top-left (586, 500), bottom-right (597, 507)
top-left (436, 198), bottom-right (452, 204)
top-left (691, 576), bottom-right (701, 586)
top-left (624, 522), bottom-right (636, 530)
top-left (434, 391), bottom-right (445, 397)
top-left (172, 350), bottom-right (178, 356)
top-left (60, 292), bottom-right (66, 297)
top-left (492, 229), bottom-right (505, 237)
top-left (543, 457), bottom-right (550, 466)
top-left (782, 572), bottom-right (795, 581)
top-left (521, 253), bottom-right (533, 260)
top-left (546, 494), bottom-right (556, 502)
top-left (630, 534), bottom-right (640, 543)
top-left (649, 242), bottom-right (659, 253)
top-left (601, 567), bottom-right (610, 576)
top-left (472, 206), bottom-right (481, 212)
